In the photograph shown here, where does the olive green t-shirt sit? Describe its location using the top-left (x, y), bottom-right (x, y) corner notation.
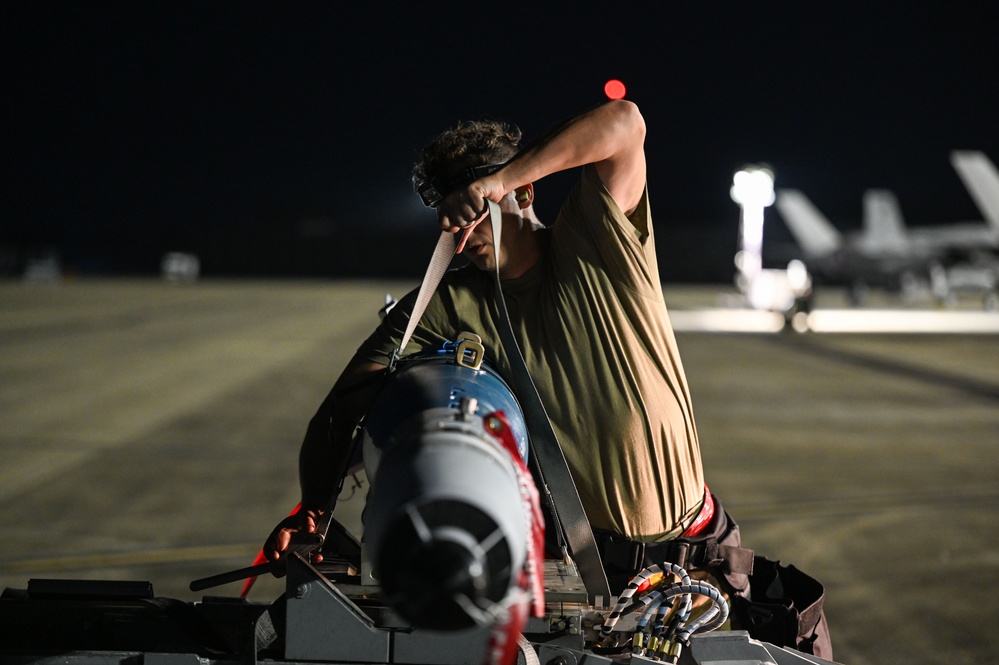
top-left (356, 165), bottom-right (704, 539)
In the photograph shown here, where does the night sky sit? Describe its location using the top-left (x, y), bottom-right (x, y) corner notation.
top-left (4, 2), bottom-right (998, 281)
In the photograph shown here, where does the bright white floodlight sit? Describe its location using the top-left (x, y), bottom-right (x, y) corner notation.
top-left (730, 167), bottom-right (776, 207)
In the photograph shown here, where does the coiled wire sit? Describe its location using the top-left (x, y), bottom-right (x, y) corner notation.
top-left (596, 562), bottom-right (730, 660)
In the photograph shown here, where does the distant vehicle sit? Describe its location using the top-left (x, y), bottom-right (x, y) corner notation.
top-left (22, 248), bottom-right (63, 284)
top-left (774, 151), bottom-right (999, 307)
top-left (161, 252), bottom-right (201, 283)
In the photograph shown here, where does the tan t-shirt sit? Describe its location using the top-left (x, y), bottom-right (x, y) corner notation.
top-left (357, 165), bottom-right (704, 540)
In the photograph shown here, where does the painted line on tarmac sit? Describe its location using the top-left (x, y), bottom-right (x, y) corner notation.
top-left (0, 543), bottom-right (257, 574)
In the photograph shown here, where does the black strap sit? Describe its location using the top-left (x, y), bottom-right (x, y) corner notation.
top-left (598, 535), bottom-right (755, 577)
top-left (486, 200), bottom-right (611, 604)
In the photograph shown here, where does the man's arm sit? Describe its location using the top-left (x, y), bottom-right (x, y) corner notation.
top-left (263, 355), bottom-right (386, 564)
top-left (439, 100), bottom-right (647, 230)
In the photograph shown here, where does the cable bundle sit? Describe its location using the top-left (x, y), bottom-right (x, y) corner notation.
top-left (596, 562), bottom-right (729, 662)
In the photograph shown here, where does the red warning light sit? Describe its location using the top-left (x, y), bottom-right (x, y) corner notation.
top-left (604, 79), bottom-right (626, 100)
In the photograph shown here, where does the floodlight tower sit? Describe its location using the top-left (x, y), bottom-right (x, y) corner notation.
top-left (730, 165), bottom-right (776, 288)
top-left (729, 165), bottom-right (812, 326)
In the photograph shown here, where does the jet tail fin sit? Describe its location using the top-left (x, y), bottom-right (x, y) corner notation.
top-left (774, 189), bottom-right (843, 258)
top-left (951, 151), bottom-right (999, 230)
top-left (860, 189), bottom-right (910, 254)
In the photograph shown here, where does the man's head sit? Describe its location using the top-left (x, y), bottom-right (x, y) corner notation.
top-left (413, 118), bottom-right (542, 279)
top-left (413, 119), bottom-right (521, 208)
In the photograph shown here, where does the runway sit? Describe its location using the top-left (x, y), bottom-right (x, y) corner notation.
top-left (1, 278), bottom-right (997, 665)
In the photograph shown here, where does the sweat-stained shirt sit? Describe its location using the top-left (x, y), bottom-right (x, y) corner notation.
top-left (356, 164), bottom-right (704, 541)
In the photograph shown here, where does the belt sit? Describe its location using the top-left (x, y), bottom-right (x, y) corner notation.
top-left (681, 486), bottom-right (715, 538)
top-left (595, 488), bottom-right (754, 577)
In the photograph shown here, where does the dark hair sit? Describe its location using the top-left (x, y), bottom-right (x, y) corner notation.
top-left (412, 119), bottom-right (522, 193)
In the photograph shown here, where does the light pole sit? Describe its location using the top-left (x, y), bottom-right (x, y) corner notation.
top-left (730, 165), bottom-right (776, 287)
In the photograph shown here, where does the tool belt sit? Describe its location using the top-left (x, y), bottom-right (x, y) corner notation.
top-left (594, 489), bottom-right (832, 657)
top-left (594, 489), bottom-right (755, 595)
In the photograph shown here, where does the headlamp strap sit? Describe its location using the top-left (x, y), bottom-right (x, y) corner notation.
top-left (418, 162), bottom-right (507, 208)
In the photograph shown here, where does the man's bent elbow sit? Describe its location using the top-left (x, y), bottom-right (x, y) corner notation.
top-left (608, 99), bottom-right (646, 147)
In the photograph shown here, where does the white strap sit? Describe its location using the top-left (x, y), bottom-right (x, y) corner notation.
top-left (396, 230), bottom-right (457, 360)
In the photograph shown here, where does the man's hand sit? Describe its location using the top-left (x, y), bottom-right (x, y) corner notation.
top-left (438, 173), bottom-right (507, 235)
top-left (262, 507), bottom-right (325, 574)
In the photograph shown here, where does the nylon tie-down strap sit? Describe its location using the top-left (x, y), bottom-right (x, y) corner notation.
top-left (396, 230), bottom-right (458, 360)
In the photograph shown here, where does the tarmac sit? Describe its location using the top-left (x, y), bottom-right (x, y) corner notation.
top-left (1, 277), bottom-right (997, 665)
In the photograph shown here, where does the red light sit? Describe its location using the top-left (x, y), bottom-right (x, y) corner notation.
top-left (604, 79), bottom-right (626, 100)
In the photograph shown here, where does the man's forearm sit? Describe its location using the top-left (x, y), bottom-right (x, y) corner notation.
top-left (500, 100), bottom-right (646, 200)
top-left (297, 358), bottom-right (388, 513)
top-left (298, 404), bottom-right (352, 512)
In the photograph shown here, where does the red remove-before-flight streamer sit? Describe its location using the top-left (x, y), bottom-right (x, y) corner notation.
top-left (604, 79), bottom-right (627, 100)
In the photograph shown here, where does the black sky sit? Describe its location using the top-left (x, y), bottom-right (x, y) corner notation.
top-left (3, 2), bottom-right (998, 280)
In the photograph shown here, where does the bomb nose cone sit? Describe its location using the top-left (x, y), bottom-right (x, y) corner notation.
top-left (412, 532), bottom-right (486, 597)
top-left (388, 534), bottom-right (488, 630)
top-left (377, 502), bottom-right (512, 631)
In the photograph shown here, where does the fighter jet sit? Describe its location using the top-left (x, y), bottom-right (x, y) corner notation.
top-left (773, 151), bottom-right (999, 306)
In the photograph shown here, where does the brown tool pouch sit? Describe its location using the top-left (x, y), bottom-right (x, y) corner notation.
top-left (730, 555), bottom-right (827, 655)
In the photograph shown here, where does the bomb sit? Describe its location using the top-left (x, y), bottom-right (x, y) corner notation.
top-left (361, 334), bottom-right (539, 631)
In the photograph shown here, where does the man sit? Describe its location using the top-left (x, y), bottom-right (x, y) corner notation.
top-left (263, 100), bottom-right (831, 657)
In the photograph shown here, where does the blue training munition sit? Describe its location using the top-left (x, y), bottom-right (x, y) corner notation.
top-left (361, 333), bottom-right (533, 630)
